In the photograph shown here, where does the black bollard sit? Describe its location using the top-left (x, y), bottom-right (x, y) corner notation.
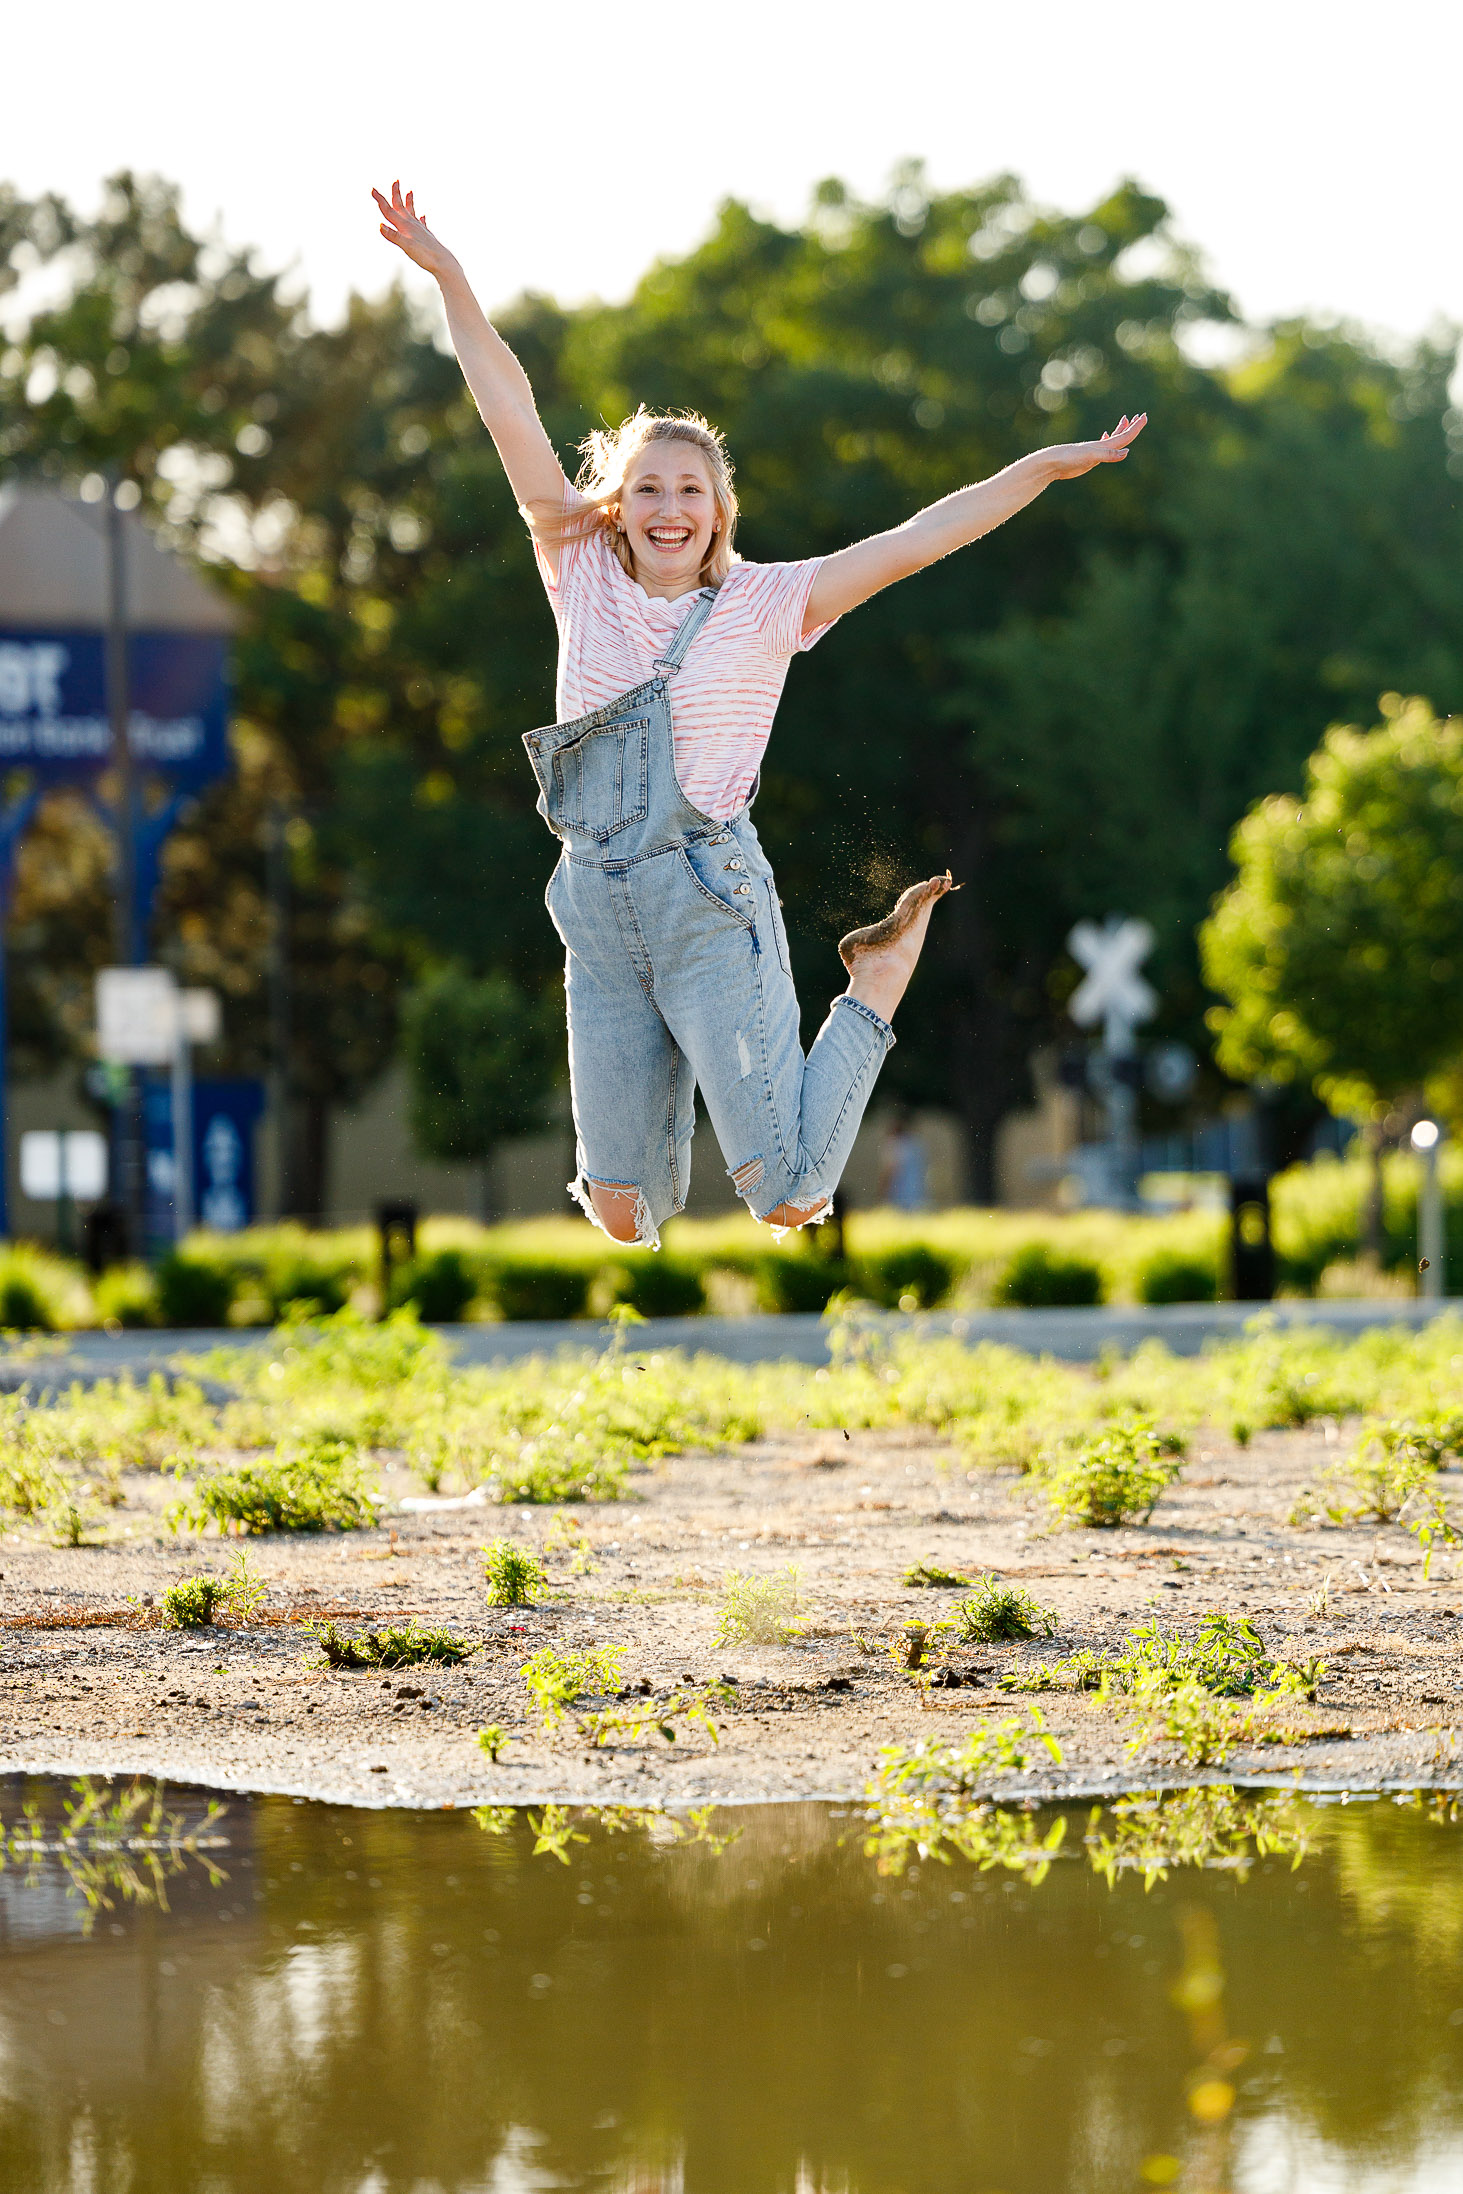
top-left (1229, 1175), bottom-right (1275, 1302)
top-left (376, 1199), bottom-right (418, 1320)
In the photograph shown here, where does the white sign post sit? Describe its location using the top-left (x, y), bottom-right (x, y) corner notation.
top-left (1067, 917), bottom-right (1158, 1206)
top-left (95, 971), bottom-right (221, 1242)
top-left (171, 988), bottom-right (220, 1237)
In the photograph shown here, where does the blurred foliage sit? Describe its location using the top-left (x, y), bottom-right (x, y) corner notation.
top-left (1202, 696), bottom-right (1463, 1119)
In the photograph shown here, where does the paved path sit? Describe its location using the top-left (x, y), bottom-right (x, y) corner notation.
top-left (1, 1295), bottom-right (1458, 1389)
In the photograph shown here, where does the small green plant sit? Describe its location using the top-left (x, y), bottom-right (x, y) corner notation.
top-left (578, 1680), bottom-right (732, 1749)
top-left (170, 1437), bottom-right (381, 1535)
top-left (476, 1723), bottom-right (510, 1762)
top-left (1324, 1428), bottom-right (1434, 1522)
top-left (49, 1499), bottom-right (93, 1547)
top-left (1403, 1492), bottom-right (1462, 1579)
top-left (308, 1621), bottom-right (478, 1669)
top-left (159, 1552), bottom-right (268, 1630)
top-left (481, 1539), bottom-right (547, 1607)
top-left (948, 1574), bottom-right (1058, 1643)
top-left (520, 1643), bottom-right (628, 1730)
top-left (1118, 1675), bottom-right (1263, 1767)
top-left (1038, 1416), bottom-right (1185, 1529)
top-left (904, 1560), bottom-right (971, 1588)
top-left (544, 1513), bottom-right (595, 1573)
top-left (712, 1566), bottom-right (805, 1646)
top-left (160, 1575), bottom-right (228, 1628)
top-left (1004, 1648), bottom-right (1104, 1694)
top-left (0, 1452), bottom-right (60, 1520)
top-left (1005, 1614), bottom-right (1323, 1704)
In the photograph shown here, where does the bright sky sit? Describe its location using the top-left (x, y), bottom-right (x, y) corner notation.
top-left (10, 0), bottom-right (1462, 343)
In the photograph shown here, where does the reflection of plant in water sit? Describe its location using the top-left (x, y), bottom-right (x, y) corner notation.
top-left (862, 1715), bottom-right (1064, 1876)
top-left (470, 1800), bottom-right (741, 1861)
top-left (863, 1763), bottom-right (1314, 1887)
top-left (1085, 1785), bottom-right (1313, 1890)
top-left (0, 1778), bottom-right (228, 1934)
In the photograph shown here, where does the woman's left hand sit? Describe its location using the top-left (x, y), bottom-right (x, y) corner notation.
top-left (1042, 413), bottom-right (1148, 478)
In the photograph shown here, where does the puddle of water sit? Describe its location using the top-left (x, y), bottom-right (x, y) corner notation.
top-left (1, 1777), bottom-right (1462, 2192)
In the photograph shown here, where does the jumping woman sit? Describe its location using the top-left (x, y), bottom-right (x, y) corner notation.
top-left (374, 182), bottom-right (1146, 1248)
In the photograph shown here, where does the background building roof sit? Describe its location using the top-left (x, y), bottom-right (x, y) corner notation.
top-left (0, 486), bottom-right (237, 632)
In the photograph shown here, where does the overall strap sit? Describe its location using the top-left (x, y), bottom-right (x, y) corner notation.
top-left (652, 584), bottom-right (721, 678)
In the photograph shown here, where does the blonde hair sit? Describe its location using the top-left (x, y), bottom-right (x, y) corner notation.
top-left (561, 407), bottom-right (739, 585)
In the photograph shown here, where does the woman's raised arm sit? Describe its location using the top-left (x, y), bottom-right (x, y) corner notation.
top-left (802, 415), bottom-right (1148, 632)
top-left (373, 181), bottom-right (574, 536)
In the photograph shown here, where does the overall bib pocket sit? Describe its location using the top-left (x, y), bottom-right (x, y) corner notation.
top-left (540, 713), bottom-right (653, 836)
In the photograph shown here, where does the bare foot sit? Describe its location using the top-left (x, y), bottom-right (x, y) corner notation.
top-left (839, 873), bottom-right (958, 1024)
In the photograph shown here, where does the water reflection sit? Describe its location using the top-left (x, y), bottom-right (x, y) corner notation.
top-left (2, 1778), bottom-right (1463, 2191)
top-left (0, 1776), bottom-right (228, 1938)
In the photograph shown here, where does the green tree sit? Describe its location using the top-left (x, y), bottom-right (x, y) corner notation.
top-left (1200, 695), bottom-right (1463, 1244)
top-left (400, 966), bottom-right (559, 1212)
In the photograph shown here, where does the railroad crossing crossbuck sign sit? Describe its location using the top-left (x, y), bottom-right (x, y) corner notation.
top-left (1067, 917), bottom-right (1157, 1044)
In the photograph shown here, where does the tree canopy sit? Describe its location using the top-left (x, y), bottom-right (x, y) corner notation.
top-left (1200, 696), bottom-right (1463, 1121)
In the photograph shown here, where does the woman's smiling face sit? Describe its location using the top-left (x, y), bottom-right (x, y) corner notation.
top-left (618, 440), bottom-right (718, 594)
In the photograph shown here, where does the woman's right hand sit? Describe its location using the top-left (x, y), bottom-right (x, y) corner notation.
top-left (372, 180), bottom-right (458, 281)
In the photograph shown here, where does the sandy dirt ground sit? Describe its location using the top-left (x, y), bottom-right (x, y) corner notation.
top-left (1, 1421), bottom-right (1460, 1810)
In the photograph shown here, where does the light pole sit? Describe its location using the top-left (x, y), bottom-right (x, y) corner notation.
top-left (1412, 1118), bottom-right (1445, 1301)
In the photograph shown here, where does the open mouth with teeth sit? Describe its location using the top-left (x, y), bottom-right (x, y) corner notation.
top-left (645, 525), bottom-right (695, 552)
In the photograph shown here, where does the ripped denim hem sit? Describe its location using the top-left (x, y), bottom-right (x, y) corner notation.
top-left (755, 1188), bottom-right (834, 1241)
top-left (567, 1174), bottom-right (662, 1252)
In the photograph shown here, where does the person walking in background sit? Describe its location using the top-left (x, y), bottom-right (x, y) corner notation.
top-left (373, 181), bottom-right (1145, 1248)
top-left (879, 1108), bottom-right (930, 1212)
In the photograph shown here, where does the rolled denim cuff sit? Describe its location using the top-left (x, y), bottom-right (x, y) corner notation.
top-left (832, 993), bottom-right (896, 1049)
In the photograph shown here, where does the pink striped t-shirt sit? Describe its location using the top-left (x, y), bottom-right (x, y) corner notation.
top-left (533, 514), bottom-right (836, 820)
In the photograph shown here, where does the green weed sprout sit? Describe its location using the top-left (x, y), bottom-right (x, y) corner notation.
top-left (904, 1560), bottom-right (971, 1588)
top-left (579, 1680), bottom-right (732, 1749)
top-left (521, 1643), bottom-right (627, 1730)
top-left (1325, 1428), bottom-right (1436, 1523)
top-left (481, 1539), bottom-right (547, 1607)
top-left (1403, 1492), bottom-right (1462, 1579)
top-left (713, 1566), bottom-right (805, 1646)
top-left (49, 1500), bottom-right (93, 1547)
top-left (476, 1723), bottom-right (510, 1762)
top-left (1117, 1675), bottom-right (1264, 1767)
top-left (161, 1575), bottom-right (228, 1629)
top-left (159, 1552), bottom-right (268, 1630)
top-left (170, 1436), bottom-right (381, 1535)
top-left (1038, 1416), bottom-right (1185, 1529)
top-left (308, 1621), bottom-right (478, 1669)
top-left (949, 1574), bottom-right (1058, 1643)
top-left (1005, 1613), bottom-right (1323, 1704)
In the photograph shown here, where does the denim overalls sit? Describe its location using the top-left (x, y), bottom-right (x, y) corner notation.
top-left (524, 585), bottom-right (893, 1247)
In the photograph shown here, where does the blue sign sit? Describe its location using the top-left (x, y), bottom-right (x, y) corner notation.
top-left (142, 1076), bottom-right (266, 1244)
top-left (0, 630), bottom-right (229, 787)
top-left (193, 1080), bottom-right (265, 1233)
